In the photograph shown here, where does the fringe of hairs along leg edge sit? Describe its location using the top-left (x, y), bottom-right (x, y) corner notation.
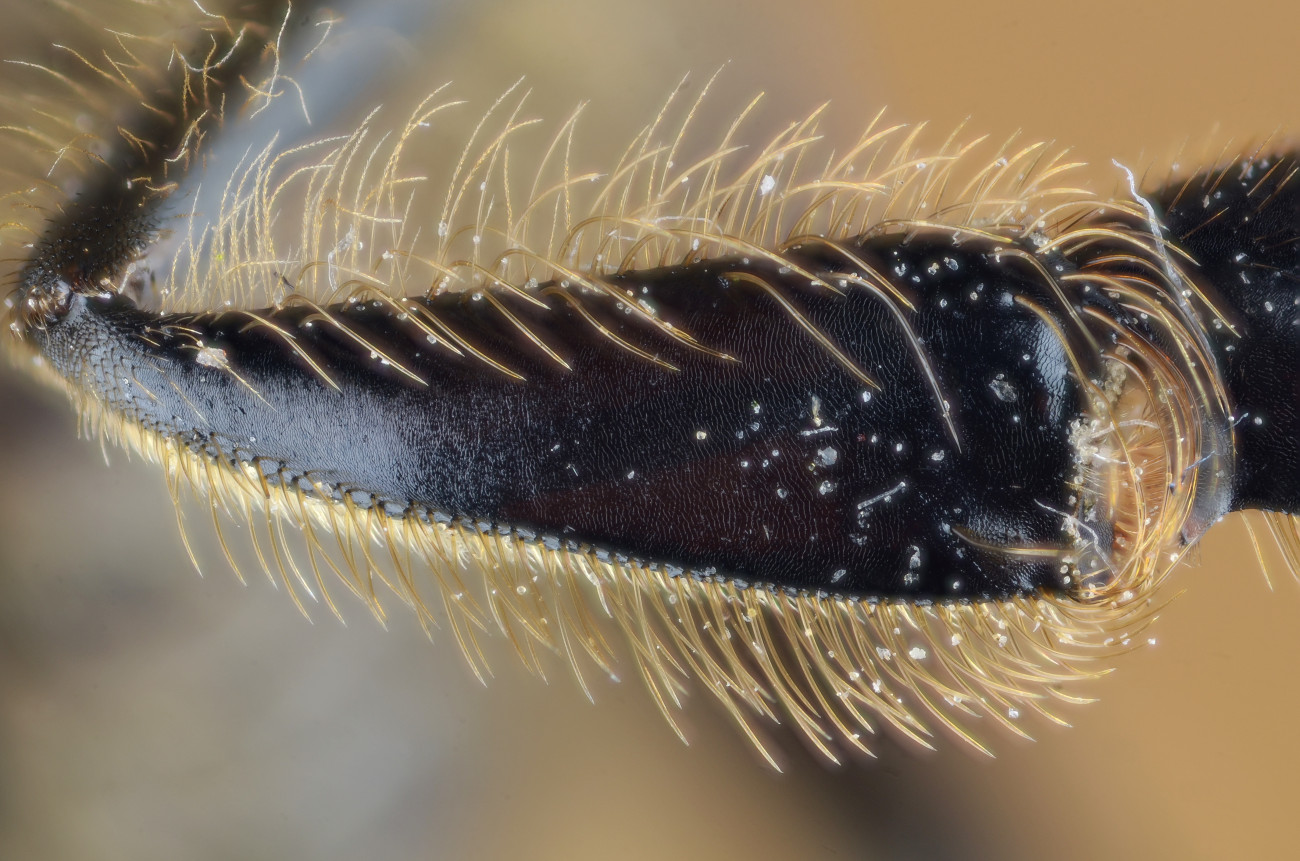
top-left (5, 0), bottom-right (1299, 766)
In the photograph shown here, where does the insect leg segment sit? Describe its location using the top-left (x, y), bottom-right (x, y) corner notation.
top-left (1, 0), bottom-right (1272, 760)
top-left (1154, 152), bottom-right (1300, 517)
top-left (20, 223), bottom-right (1213, 605)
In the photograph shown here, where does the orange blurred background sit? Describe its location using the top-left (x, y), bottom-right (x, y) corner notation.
top-left (1, 1), bottom-right (1298, 858)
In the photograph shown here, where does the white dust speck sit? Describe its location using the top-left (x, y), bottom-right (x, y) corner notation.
top-left (195, 345), bottom-right (229, 370)
top-left (989, 376), bottom-right (1018, 402)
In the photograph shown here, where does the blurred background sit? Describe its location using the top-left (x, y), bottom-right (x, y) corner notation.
top-left (2, 1), bottom-right (1299, 858)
